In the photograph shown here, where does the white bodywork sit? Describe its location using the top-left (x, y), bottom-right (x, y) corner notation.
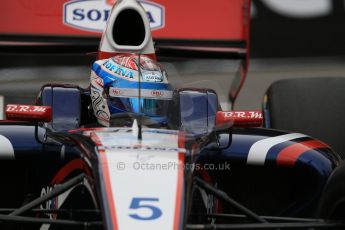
top-left (91, 128), bottom-right (184, 230)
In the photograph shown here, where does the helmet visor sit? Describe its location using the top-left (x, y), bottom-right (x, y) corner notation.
top-left (109, 97), bottom-right (170, 117)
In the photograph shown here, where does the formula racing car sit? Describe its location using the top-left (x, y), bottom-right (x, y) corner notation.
top-left (0, 0), bottom-right (345, 229)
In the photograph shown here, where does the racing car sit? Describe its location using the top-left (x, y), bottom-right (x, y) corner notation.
top-left (0, 0), bottom-right (345, 229)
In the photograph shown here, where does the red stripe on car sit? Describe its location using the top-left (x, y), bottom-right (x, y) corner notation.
top-left (99, 149), bottom-right (119, 230)
top-left (91, 133), bottom-right (119, 229)
top-left (90, 132), bottom-right (103, 146)
top-left (174, 133), bottom-right (185, 230)
top-left (276, 140), bottom-right (329, 167)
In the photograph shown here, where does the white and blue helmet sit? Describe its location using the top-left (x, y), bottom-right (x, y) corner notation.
top-left (90, 54), bottom-right (173, 127)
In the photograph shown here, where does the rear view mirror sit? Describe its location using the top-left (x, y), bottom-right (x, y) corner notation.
top-left (212, 111), bottom-right (263, 150)
top-left (216, 111), bottom-right (263, 128)
top-left (169, 88), bottom-right (219, 135)
top-left (6, 104), bottom-right (52, 122)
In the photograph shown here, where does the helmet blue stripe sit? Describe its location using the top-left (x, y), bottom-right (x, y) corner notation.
top-left (92, 62), bottom-right (172, 90)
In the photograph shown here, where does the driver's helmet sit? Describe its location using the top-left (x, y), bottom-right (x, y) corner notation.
top-left (90, 54), bottom-right (173, 127)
